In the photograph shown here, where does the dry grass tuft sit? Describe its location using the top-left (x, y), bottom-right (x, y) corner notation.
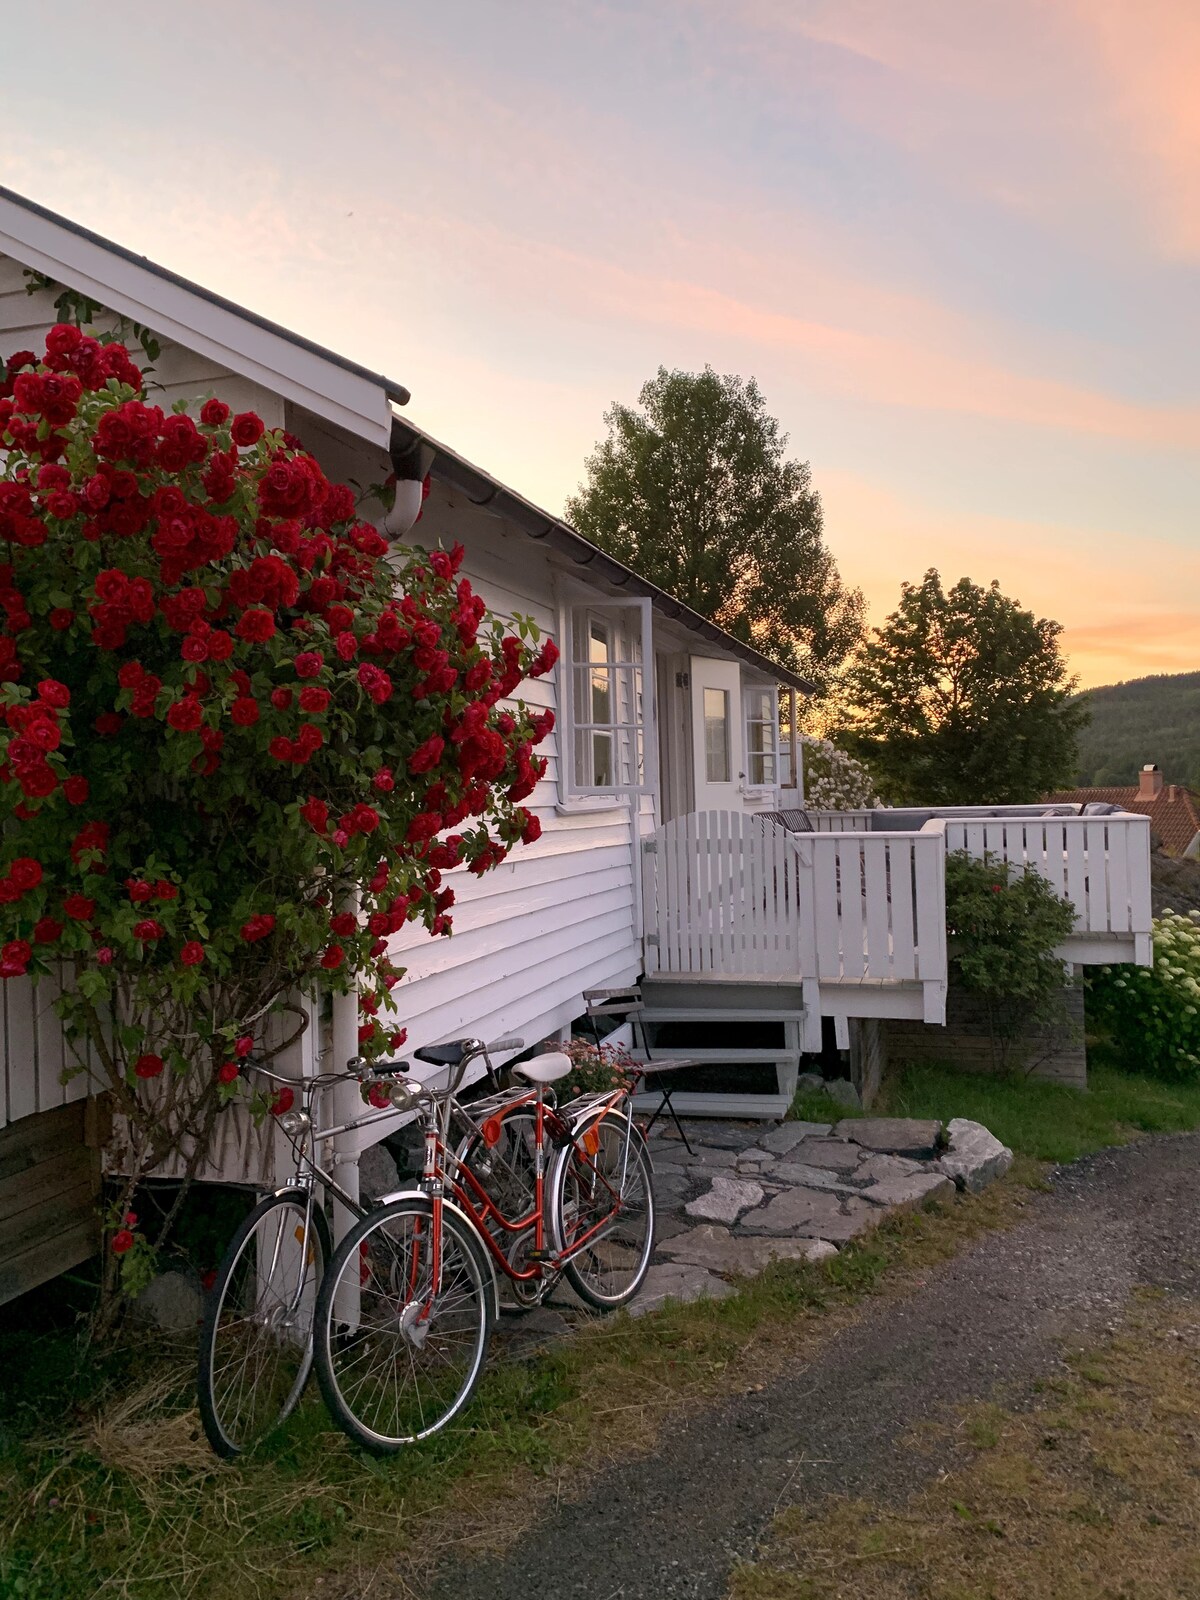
top-left (82, 1377), bottom-right (218, 1489)
top-left (731, 1291), bottom-right (1200, 1600)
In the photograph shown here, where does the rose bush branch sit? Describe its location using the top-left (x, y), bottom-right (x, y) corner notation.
top-left (0, 323), bottom-right (558, 1311)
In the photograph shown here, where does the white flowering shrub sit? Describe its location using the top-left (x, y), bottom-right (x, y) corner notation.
top-left (1088, 910), bottom-right (1200, 1081)
top-left (800, 736), bottom-right (878, 811)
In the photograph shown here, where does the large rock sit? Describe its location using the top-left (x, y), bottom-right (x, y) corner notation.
top-left (861, 1172), bottom-right (955, 1211)
top-left (788, 1138), bottom-right (864, 1173)
top-left (132, 1269), bottom-right (203, 1333)
top-left (838, 1117), bottom-right (942, 1160)
top-left (661, 1224), bottom-right (837, 1275)
top-left (734, 1147), bottom-right (779, 1173)
top-left (740, 1187), bottom-right (879, 1242)
top-left (628, 1261), bottom-right (733, 1316)
top-left (937, 1118), bottom-right (1014, 1193)
top-left (822, 1079), bottom-right (862, 1109)
top-left (359, 1141), bottom-right (401, 1201)
top-left (757, 1120), bottom-right (832, 1154)
top-left (685, 1174), bottom-right (765, 1225)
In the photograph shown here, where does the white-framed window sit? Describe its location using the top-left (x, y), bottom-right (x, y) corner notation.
top-left (744, 686), bottom-right (778, 788)
top-left (562, 598), bottom-right (655, 794)
top-left (704, 687), bottom-right (731, 782)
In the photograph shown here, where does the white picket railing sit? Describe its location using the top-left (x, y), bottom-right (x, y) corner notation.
top-left (943, 812), bottom-right (1152, 960)
top-left (641, 812), bottom-right (948, 1017)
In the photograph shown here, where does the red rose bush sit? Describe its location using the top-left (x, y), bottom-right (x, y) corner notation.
top-left (0, 324), bottom-right (558, 1291)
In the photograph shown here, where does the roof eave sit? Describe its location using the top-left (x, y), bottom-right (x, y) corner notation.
top-left (390, 416), bottom-right (815, 694)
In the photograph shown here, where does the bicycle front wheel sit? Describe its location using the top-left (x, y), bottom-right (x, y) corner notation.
top-left (315, 1198), bottom-right (493, 1452)
top-left (549, 1111), bottom-right (656, 1310)
top-left (197, 1189), bottom-right (330, 1458)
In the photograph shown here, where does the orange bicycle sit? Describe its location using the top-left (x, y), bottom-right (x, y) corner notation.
top-left (314, 1038), bottom-right (656, 1452)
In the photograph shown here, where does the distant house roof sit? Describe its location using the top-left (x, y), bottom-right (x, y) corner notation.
top-left (1047, 784), bottom-right (1200, 855)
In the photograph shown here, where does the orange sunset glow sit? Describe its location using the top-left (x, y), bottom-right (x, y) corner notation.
top-left (4, 1), bottom-right (1199, 689)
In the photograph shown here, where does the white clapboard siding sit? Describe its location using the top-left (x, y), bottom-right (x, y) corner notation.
top-left (943, 812), bottom-right (1153, 959)
top-left (641, 812), bottom-right (948, 1016)
top-left (1, 972), bottom-right (95, 1130)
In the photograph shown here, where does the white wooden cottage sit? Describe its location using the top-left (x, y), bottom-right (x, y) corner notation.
top-left (0, 189), bottom-right (1155, 1301)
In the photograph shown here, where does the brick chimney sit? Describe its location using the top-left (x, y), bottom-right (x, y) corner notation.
top-left (1139, 763), bottom-right (1164, 800)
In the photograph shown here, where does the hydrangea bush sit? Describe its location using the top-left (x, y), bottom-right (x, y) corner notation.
top-left (1088, 910), bottom-right (1200, 1082)
top-left (0, 323), bottom-right (557, 1288)
top-left (799, 734), bottom-right (877, 811)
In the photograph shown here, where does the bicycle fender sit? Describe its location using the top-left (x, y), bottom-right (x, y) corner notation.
top-left (373, 1186), bottom-right (501, 1320)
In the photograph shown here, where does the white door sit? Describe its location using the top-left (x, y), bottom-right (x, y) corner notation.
top-left (690, 656), bottom-right (743, 813)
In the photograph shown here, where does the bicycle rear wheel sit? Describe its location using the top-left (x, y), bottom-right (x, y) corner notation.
top-left (197, 1189), bottom-right (330, 1458)
top-left (457, 1105), bottom-right (543, 1307)
top-left (315, 1198), bottom-right (493, 1452)
top-left (549, 1111), bottom-right (655, 1310)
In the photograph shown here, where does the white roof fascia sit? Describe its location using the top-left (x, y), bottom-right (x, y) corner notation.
top-left (0, 195), bottom-right (393, 449)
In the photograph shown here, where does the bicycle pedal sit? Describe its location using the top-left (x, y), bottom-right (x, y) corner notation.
top-left (523, 1249), bottom-right (551, 1262)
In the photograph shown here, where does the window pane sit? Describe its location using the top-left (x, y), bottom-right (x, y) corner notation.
top-left (589, 621), bottom-right (610, 662)
top-left (591, 665), bottom-right (612, 723)
top-left (748, 688), bottom-right (772, 723)
top-left (592, 731), bottom-right (614, 787)
top-left (704, 688), bottom-right (730, 783)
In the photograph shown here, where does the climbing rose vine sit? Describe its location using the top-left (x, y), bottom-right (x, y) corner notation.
top-left (0, 324), bottom-right (557, 1287)
top-left (799, 735), bottom-right (877, 811)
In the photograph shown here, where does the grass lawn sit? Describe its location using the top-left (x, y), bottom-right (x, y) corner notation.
top-left (730, 1286), bottom-right (1200, 1600)
top-left (792, 1061), bottom-right (1200, 1165)
top-left (0, 1169), bottom-right (1042, 1600)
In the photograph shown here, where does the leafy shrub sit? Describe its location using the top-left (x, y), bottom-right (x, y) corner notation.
top-left (943, 849), bottom-right (1076, 1071)
top-left (1088, 910), bottom-right (1200, 1081)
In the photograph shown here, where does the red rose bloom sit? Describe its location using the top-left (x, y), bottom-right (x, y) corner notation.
top-left (234, 1035), bottom-right (254, 1058)
top-left (180, 941), bottom-right (205, 966)
top-left (9, 857), bottom-right (42, 891)
top-left (48, 608), bottom-right (75, 631)
top-left (133, 919), bottom-right (164, 942)
top-left (269, 1086), bottom-right (294, 1116)
top-left (235, 608), bottom-right (276, 643)
top-left (329, 911), bottom-right (357, 937)
top-left (36, 679), bottom-right (70, 707)
top-left (298, 686), bottom-right (330, 713)
top-left (300, 796), bottom-right (329, 833)
top-left (33, 916), bottom-right (63, 943)
top-left (231, 411), bottom-right (265, 447)
top-left (63, 894), bottom-right (96, 921)
top-left (126, 879), bottom-right (154, 903)
top-left (320, 944), bottom-right (344, 970)
top-left (230, 697), bottom-right (259, 727)
top-left (200, 398), bottom-right (231, 427)
top-left (293, 651), bottom-right (324, 679)
top-left (217, 1060), bottom-right (240, 1084)
top-left (167, 696), bottom-right (203, 732)
top-left (134, 1053), bottom-right (164, 1079)
top-left (240, 913), bottom-right (276, 943)
top-left (63, 775), bottom-right (89, 805)
top-left (110, 1228), bottom-right (135, 1255)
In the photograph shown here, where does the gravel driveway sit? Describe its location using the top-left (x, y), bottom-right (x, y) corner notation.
top-left (423, 1131), bottom-right (1200, 1600)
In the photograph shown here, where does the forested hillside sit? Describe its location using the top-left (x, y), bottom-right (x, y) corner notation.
top-left (1074, 672), bottom-right (1200, 786)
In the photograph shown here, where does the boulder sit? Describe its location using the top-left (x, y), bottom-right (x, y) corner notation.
top-left (132, 1269), bottom-right (203, 1333)
top-left (822, 1079), bottom-right (862, 1109)
top-left (861, 1172), bottom-right (955, 1210)
top-left (757, 1120), bottom-right (832, 1154)
top-left (855, 1153), bottom-right (925, 1184)
top-left (685, 1174), bottom-right (766, 1225)
top-left (359, 1141), bottom-right (401, 1201)
top-left (838, 1117), bottom-right (942, 1160)
top-left (661, 1224), bottom-right (837, 1275)
top-left (937, 1118), bottom-right (1014, 1193)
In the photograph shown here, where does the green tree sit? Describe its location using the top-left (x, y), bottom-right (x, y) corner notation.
top-left (566, 366), bottom-right (864, 685)
top-left (843, 570), bottom-right (1087, 805)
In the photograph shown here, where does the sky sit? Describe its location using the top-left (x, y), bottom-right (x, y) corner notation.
top-left (3, 0), bottom-right (1199, 689)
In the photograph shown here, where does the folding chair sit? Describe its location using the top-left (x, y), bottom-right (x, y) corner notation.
top-left (762, 808), bottom-right (813, 833)
top-left (583, 985), bottom-right (697, 1155)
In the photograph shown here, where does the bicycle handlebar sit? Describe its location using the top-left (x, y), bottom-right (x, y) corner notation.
top-left (486, 1036), bottom-right (524, 1055)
